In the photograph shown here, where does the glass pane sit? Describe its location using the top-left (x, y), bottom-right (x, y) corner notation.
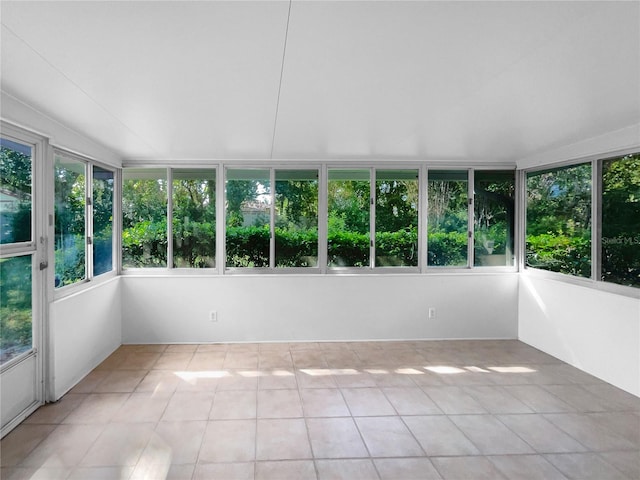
top-left (275, 170), bottom-right (318, 267)
top-left (0, 255), bottom-right (32, 364)
top-left (122, 168), bottom-right (168, 268)
top-left (93, 166), bottom-right (114, 276)
top-left (173, 169), bottom-right (216, 268)
top-left (375, 169), bottom-right (419, 267)
top-left (428, 170), bottom-right (468, 266)
top-left (526, 163), bottom-right (591, 277)
top-left (226, 169), bottom-right (270, 268)
top-left (328, 169), bottom-right (370, 267)
top-left (601, 153), bottom-right (640, 287)
top-left (54, 154), bottom-right (86, 287)
top-left (474, 170), bottom-right (515, 267)
top-left (0, 138), bottom-right (32, 244)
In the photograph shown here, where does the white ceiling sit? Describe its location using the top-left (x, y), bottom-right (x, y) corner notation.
top-left (1, 1), bottom-right (639, 163)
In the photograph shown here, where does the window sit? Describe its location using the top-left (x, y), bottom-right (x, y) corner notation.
top-left (0, 139), bottom-right (32, 245)
top-left (93, 166), bottom-right (114, 276)
top-left (526, 163), bottom-right (592, 278)
top-left (275, 170), bottom-right (318, 267)
top-left (327, 169), bottom-right (370, 267)
top-left (122, 168), bottom-right (167, 268)
top-left (427, 170), bottom-right (468, 267)
top-left (173, 169), bottom-right (216, 268)
top-left (54, 154), bottom-right (86, 286)
top-left (474, 170), bottom-right (515, 267)
top-left (225, 169), bottom-right (270, 268)
top-left (375, 169), bottom-right (419, 267)
top-left (601, 153), bottom-right (640, 287)
top-left (0, 137), bottom-right (34, 364)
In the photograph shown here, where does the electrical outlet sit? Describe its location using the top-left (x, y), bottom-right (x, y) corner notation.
top-left (428, 307), bottom-right (436, 320)
top-left (209, 311), bottom-right (218, 322)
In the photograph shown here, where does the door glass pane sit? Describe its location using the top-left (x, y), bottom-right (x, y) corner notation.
top-left (54, 154), bottom-right (86, 287)
top-left (328, 169), bottom-right (370, 267)
top-left (173, 168), bottom-right (216, 268)
top-left (0, 138), bottom-right (32, 244)
top-left (601, 153), bottom-right (640, 287)
top-left (474, 170), bottom-right (515, 267)
top-left (93, 166), bottom-right (114, 276)
top-left (122, 169), bottom-right (168, 268)
top-left (226, 169), bottom-right (270, 268)
top-left (275, 170), bottom-right (318, 267)
top-left (0, 255), bottom-right (32, 364)
top-left (428, 170), bottom-right (468, 266)
top-left (526, 163), bottom-right (591, 278)
top-left (375, 169), bottom-right (419, 267)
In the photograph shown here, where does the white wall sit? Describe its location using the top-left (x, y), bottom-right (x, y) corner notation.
top-left (519, 273), bottom-right (640, 396)
top-left (122, 273), bottom-right (518, 344)
top-left (49, 278), bottom-right (121, 400)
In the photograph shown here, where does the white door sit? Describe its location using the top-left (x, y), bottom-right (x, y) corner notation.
top-left (0, 130), bottom-right (45, 437)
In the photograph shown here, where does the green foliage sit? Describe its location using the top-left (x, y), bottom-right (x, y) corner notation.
top-left (428, 231), bottom-right (468, 266)
top-left (275, 228), bottom-right (318, 267)
top-left (226, 225), bottom-right (270, 267)
top-left (0, 256), bottom-right (32, 361)
top-left (328, 230), bottom-right (369, 267)
top-left (526, 233), bottom-right (591, 278)
top-left (1, 145), bottom-right (32, 244)
top-left (122, 219), bottom-right (167, 267)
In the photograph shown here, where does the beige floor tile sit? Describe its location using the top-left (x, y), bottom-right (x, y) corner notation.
top-left (306, 418), bottom-right (368, 458)
top-left (255, 460), bottom-right (317, 480)
top-left (600, 451), bottom-right (640, 479)
top-left (382, 387), bottom-right (442, 415)
top-left (296, 370), bottom-right (337, 389)
top-left (187, 352), bottom-right (226, 370)
top-left (199, 419), bottom-right (256, 463)
top-left (256, 419), bottom-right (312, 460)
top-left (544, 413), bottom-right (637, 451)
top-left (545, 453), bottom-right (629, 480)
top-left (301, 388), bottom-right (350, 417)
top-left (143, 421), bottom-right (206, 465)
top-left (63, 394), bottom-right (129, 424)
top-left (216, 370), bottom-right (259, 391)
top-left (292, 351), bottom-right (328, 368)
top-left (196, 343), bottom-right (229, 353)
top-left (131, 462), bottom-right (194, 480)
top-left (228, 343), bottom-right (260, 353)
top-left (374, 458), bottom-right (442, 480)
top-left (258, 370), bottom-right (298, 390)
top-left (224, 352), bottom-right (259, 369)
top-left (24, 394), bottom-right (86, 424)
top-left (355, 416), bottom-right (424, 457)
top-left (323, 351), bottom-right (362, 368)
top-left (542, 385), bottom-right (612, 412)
top-left (126, 345), bottom-right (167, 354)
top-left (258, 351), bottom-right (293, 369)
top-left (153, 353), bottom-right (194, 370)
top-left (120, 353), bottom-right (161, 370)
top-left (587, 412), bottom-right (640, 446)
top-left (94, 351), bottom-right (128, 371)
top-left (0, 424), bottom-right (57, 466)
top-left (497, 414), bottom-right (587, 453)
top-left (93, 370), bottom-right (147, 393)
top-left (67, 466), bottom-right (134, 479)
top-left (211, 390), bottom-right (257, 419)
top-left (332, 369), bottom-right (376, 388)
top-left (162, 392), bottom-right (214, 421)
top-left (488, 455), bottom-right (568, 480)
top-left (422, 386), bottom-right (487, 414)
top-left (193, 462), bottom-right (254, 480)
top-left (403, 415), bottom-right (479, 456)
top-left (69, 370), bottom-right (110, 394)
top-left (583, 384), bottom-right (640, 411)
top-left (341, 388), bottom-right (395, 416)
top-left (431, 456), bottom-right (507, 480)
top-left (165, 344), bottom-right (198, 353)
top-left (450, 414), bottom-right (534, 455)
top-left (135, 370), bottom-right (180, 393)
top-left (80, 422), bottom-right (155, 466)
top-left (464, 385), bottom-right (533, 414)
top-left (257, 389), bottom-right (303, 418)
top-left (112, 392), bottom-right (170, 423)
top-left (368, 370), bottom-right (420, 387)
top-left (20, 424), bottom-right (104, 468)
top-left (315, 459), bottom-right (379, 480)
top-left (503, 385), bottom-right (574, 413)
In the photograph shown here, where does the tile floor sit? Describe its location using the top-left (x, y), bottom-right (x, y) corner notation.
top-left (1, 340), bottom-right (639, 479)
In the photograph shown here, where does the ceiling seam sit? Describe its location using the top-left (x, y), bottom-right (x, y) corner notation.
top-left (1, 22), bottom-right (163, 158)
top-left (269, 0), bottom-right (293, 160)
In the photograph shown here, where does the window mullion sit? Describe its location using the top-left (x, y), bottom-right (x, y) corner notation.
top-left (166, 168), bottom-right (173, 269)
top-left (593, 159), bottom-right (602, 282)
top-left (370, 167), bottom-right (375, 269)
top-left (467, 168), bottom-right (474, 269)
top-left (318, 165), bottom-right (328, 274)
top-left (86, 162), bottom-right (93, 281)
top-left (270, 168), bottom-right (276, 269)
